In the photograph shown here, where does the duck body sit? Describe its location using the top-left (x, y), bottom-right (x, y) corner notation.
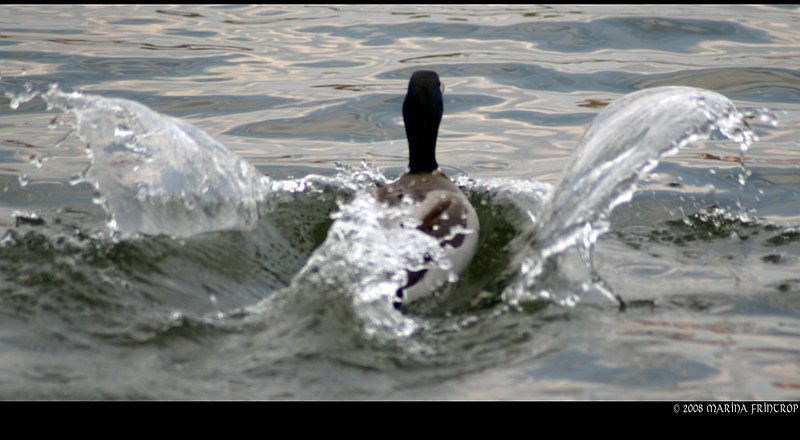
top-left (375, 70), bottom-right (480, 306)
top-left (376, 171), bottom-right (479, 304)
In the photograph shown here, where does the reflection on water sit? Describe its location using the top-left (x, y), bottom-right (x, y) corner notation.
top-left (0, 4), bottom-right (799, 400)
top-left (304, 16), bottom-right (772, 51)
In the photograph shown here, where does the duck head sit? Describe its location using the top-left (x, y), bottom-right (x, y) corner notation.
top-left (403, 70), bottom-right (444, 174)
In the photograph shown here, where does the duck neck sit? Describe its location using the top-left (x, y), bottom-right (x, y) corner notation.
top-left (407, 135), bottom-right (439, 173)
top-left (404, 104), bottom-right (442, 174)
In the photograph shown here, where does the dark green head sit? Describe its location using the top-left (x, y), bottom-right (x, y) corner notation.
top-left (403, 70), bottom-right (444, 173)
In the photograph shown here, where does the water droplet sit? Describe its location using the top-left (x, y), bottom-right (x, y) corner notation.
top-left (562, 294), bottom-right (579, 307)
top-left (114, 126), bottom-right (134, 138)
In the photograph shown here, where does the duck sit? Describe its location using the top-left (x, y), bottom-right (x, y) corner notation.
top-left (375, 70), bottom-right (480, 307)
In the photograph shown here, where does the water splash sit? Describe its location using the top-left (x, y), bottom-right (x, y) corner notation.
top-left (6, 83), bottom-right (774, 337)
top-left (17, 84), bottom-right (273, 238)
top-left (285, 190), bottom-right (449, 339)
top-left (4, 82), bottom-right (38, 110)
top-left (504, 86), bottom-right (764, 306)
top-left (731, 108), bottom-right (778, 223)
top-left (8, 85), bottom-right (431, 342)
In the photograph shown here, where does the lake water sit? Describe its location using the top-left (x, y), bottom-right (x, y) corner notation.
top-left (1, 4), bottom-right (799, 400)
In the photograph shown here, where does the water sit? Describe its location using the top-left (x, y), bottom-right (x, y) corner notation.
top-left (1, 4), bottom-right (799, 400)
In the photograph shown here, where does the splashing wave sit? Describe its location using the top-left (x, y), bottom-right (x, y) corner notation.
top-left (6, 84), bottom-right (770, 340)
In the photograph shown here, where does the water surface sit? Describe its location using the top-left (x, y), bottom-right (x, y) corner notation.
top-left (1, 4), bottom-right (799, 400)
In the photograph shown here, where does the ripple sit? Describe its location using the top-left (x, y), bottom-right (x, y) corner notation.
top-left (302, 16), bottom-right (771, 52)
top-left (473, 160), bottom-right (510, 171)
